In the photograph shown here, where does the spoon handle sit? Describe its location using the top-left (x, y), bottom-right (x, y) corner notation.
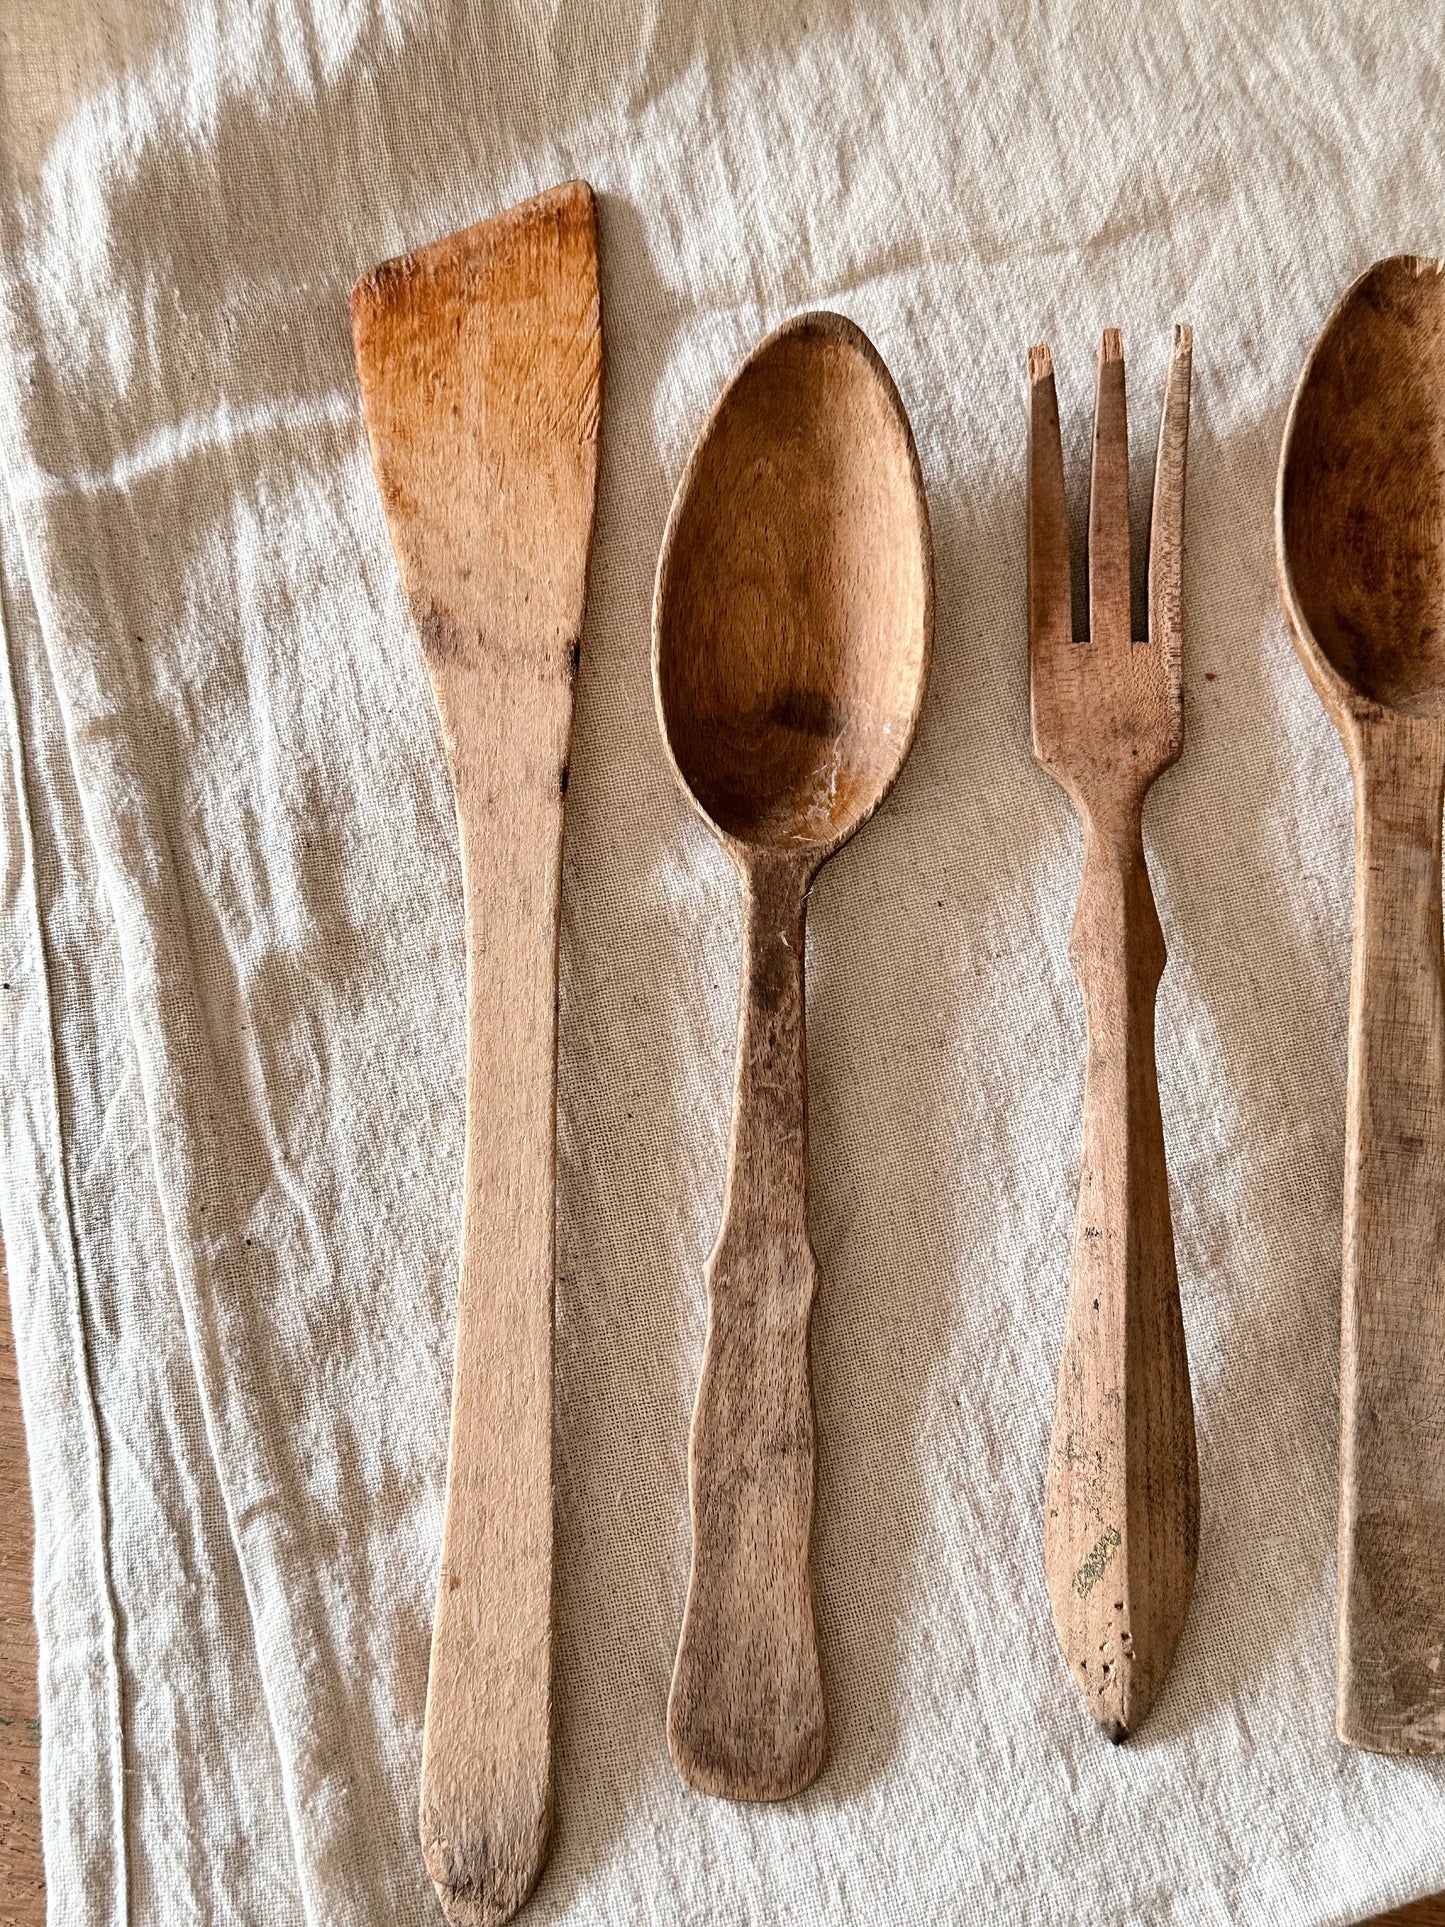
top-left (1338, 713), bottom-right (1445, 1753)
top-left (668, 846), bottom-right (826, 1800)
top-left (1043, 802), bottom-right (1199, 1740)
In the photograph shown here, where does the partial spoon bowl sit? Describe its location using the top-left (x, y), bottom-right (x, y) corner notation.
top-left (1280, 254), bottom-right (1445, 720)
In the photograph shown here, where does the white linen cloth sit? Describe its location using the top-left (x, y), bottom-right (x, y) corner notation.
top-left (2, 3), bottom-right (1444, 1920)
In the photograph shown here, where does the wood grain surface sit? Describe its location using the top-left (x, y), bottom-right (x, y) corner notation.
top-left (652, 312), bottom-right (932, 1801)
top-left (351, 180), bottom-right (602, 1923)
top-left (663, 843), bottom-right (828, 1803)
top-left (1029, 326), bottom-right (1200, 1741)
top-left (1278, 254), bottom-right (1445, 1756)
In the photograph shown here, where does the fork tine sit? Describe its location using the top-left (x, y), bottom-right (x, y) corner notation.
top-left (1147, 323), bottom-right (1193, 684)
top-left (1089, 328), bottom-right (1131, 650)
top-left (1028, 344), bottom-right (1073, 684)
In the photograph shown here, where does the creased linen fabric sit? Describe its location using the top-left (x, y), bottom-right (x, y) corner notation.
top-left (2, 3), bottom-right (1445, 1921)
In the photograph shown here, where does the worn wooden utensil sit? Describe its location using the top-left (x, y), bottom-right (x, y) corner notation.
top-left (653, 313), bottom-right (932, 1800)
top-left (1028, 326), bottom-right (1198, 1741)
top-left (350, 182), bottom-right (602, 1919)
top-left (1278, 254), bottom-right (1445, 1756)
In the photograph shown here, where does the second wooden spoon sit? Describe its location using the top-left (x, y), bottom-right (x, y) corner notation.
top-left (1279, 254), bottom-right (1445, 1754)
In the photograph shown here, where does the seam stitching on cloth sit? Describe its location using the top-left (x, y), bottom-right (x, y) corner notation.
top-left (0, 455), bottom-right (131, 1926)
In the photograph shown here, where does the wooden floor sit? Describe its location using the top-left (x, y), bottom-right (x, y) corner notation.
top-left (1, 1257), bottom-right (44, 1927)
top-left (0, 1265), bottom-right (1440, 1924)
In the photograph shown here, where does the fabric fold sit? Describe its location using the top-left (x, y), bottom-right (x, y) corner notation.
top-left (3, 4), bottom-right (1445, 1923)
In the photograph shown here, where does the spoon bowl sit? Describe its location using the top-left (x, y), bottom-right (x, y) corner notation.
top-left (653, 312), bottom-right (931, 1801)
top-left (655, 312), bottom-right (932, 855)
top-left (1278, 254), bottom-right (1445, 1755)
top-left (1281, 255), bottom-right (1445, 719)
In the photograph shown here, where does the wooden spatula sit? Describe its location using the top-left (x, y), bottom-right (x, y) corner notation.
top-left (350, 182), bottom-right (602, 1923)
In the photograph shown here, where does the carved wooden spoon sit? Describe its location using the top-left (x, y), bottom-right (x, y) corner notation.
top-left (1278, 253), bottom-right (1445, 1755)
top-left (652, 313), bottom-right (933, 1800)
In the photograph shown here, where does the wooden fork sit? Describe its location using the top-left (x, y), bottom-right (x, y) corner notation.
top-left (1027, 325), bottom-right (1199, 1741)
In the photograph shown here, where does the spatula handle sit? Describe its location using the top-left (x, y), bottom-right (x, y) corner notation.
top-left (667, 846), bottom-right (827, 1801)
top-left (418, 691), bottom-right (567, 1923)
top-left (1338, 713), bottom-right (1445, 1753)
top-left (1043, 804), bottom-right (1199, 1740)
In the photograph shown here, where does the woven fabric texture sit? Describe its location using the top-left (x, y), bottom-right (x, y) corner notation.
top-left (2, 3), bottom-right (1444, 1921)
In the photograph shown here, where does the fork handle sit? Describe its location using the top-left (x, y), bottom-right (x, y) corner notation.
top-left (1043, 802), bottom-right (1199, 1740)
